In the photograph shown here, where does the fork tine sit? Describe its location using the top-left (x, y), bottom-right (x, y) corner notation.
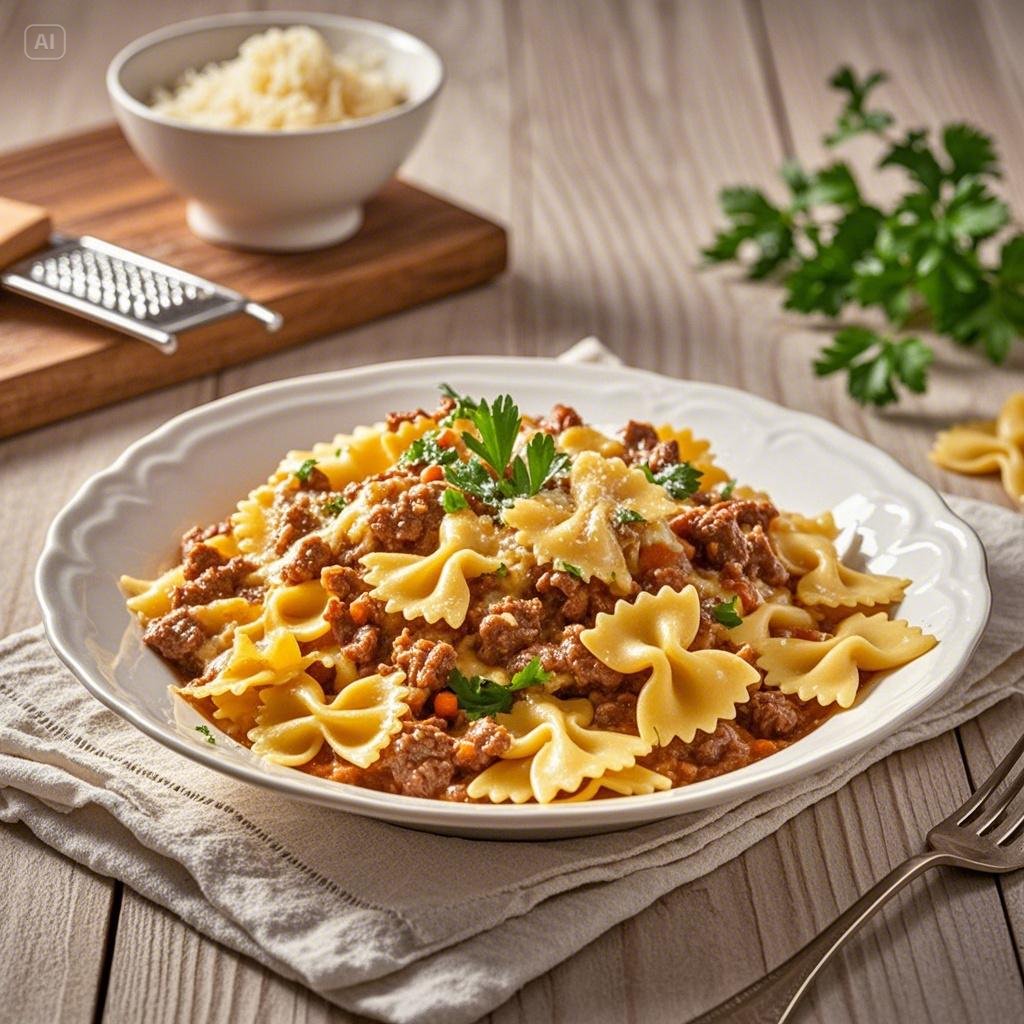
top-left (954, 732), bottom-right (1024, 828)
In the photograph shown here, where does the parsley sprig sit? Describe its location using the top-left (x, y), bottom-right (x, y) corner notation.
top-left (703, 66), bottom-right (1024, 405)
top-left (436, 389), bottom-right (570, 509)
top-left (642, 461), bottom-right (703, 500)
top-left (400, 431), bottom-right (460, 468)
top-left (446, 657), bottom-right (552, 720)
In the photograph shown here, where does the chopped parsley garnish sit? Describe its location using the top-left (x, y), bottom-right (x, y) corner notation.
top-left (401, 431), bottom-right (459, 468)
top-left (441, 487), bottom-right (468, 513)
top-left (559, 561), bottom-right (584, 580)
top-left (194, 724), bottom-right (216, 745)
top-left (713, 596), bottom-right (743, 628)
top-left (334, 447), bottom-right (342, 457)
top-left (642, 461), bottom-right (703, 500)
top-left (323, 495), bottom-right (348, 516)
top-left (614, 506), bottom-right (647, 526)
top-left (447, 657), bottom-right (552, 720)
top-left (719, 479), bottom-right (737, 499)
top-left (439, 383), bottom-right (480, 425)
top-left (495, 562), bottom-right (509, 577)
top-left (295, 458), bottom-right (318, 483)
top-left (440, 391), bottom-right (569, 510)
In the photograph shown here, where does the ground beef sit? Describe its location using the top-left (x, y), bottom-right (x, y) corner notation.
top-left (737, 690), bottom-right (801, 739)
top-left (324, 592), bottom-right (384, 669)
top-left (591, 692), bottom-right (638, 733)
top-left (540, 403), bottom-right (583, 434)
top-left (477, 597), bottom-right (544, 664)
top-left (180, 520), bottom-right (230, 557)
top-left (453, 717), bottom-right (512, 772)
top-left (512, 624), bottom-right (624, 691)
top-left (381, 717), bottom-right (457, 798)
top-left (393, 631), bottom-right (457, 693)
top-left (143, 608), bottom-right (207, 677)
top-left (671, 499), bottom-right (787, 589)
top-left (173, 556), bottom-right (255, 607)
top-left (298, 466), bottom-right (332, 492)
top-left (637, 563), bottom-right (693, 595)
top-left (321, 565), bottom-right (364, 601)
top-left (366, 480), bottom-right (445, 554)
top-left (385, 408), bottom-right (430, 431)
top-left (619, 419), bottom-right (660, 463)
top-left (182, 541), bottom-right (224, 581)
top-left (274, 493), bottom-right (320, 556)
top-left (534, 569), bottom-right (618, 622)
top-left (691, 722), bottom-right (749, 767)
top-left (280, 535), bottom-right (334, 586)
top-left (646, 440), bottom-right (680, 474)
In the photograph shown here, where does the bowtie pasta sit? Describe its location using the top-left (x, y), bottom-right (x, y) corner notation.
top-left (122, 389), bottom-right (937, 803)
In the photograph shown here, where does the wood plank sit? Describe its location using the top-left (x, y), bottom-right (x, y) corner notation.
top-left (0, 824), bottom-right (114, 1024)
top-left (0, 126), bottom-right (507, 438)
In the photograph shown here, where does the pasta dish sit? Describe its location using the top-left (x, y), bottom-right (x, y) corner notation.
top-left (122, 388), bottom-right (936, 804)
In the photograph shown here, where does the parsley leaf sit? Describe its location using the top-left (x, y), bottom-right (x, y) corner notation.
top-left (323, 495), bottom-right (347, 516)
top-left (194, 724), bottom-right (216, 745)
top-left (462, 395), bottom-right (520, 475)
top-left (439, 383), bottom-right (479, 425)
top-left (559, 561), bottom-right (584, 580)
top-left (702, 186), bottom-right (794, 279)
top-left (295, 458), bottom-right (318, 483)
top-left (614, 506), bottom-right (646, 526)
top-left (943, 123), bottom-right (999, 183)
top-left (441, 487), bottom-right (468, 513)
top-left (447, 658), bottom-right (552, 720)
top-left (444, 458), bottom-right (503, 507)
top-left (814, 328), bottom-right (933, 406)
top-left (712, 597), bottom-right (743, 628)
top-left (401, 431), bottom-right (459, 468)
top-left (719, 479), bottom-right (737, 499)
top-left (508, 431), bottom-right (571, 498)
top-left (642, 461), bottom-right (703, 500)
top-left (495, 562), bottom-right (509, 577)
top-left (824, 66), bottom-right (894, 146)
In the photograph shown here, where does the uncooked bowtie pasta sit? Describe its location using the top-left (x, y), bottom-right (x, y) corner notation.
top-left (122, 387), bottom-right (936, 804)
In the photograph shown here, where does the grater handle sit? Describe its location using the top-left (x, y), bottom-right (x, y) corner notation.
top-left (0, 196), bottom-right (51, 269)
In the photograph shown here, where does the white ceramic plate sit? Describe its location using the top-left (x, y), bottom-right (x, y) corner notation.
top-left (36, 358), bottom-right (990, 838)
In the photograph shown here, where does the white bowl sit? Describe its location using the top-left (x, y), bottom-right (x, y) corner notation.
top-left (35, 358), bottom-right (990, 839)
top-left (106, 12), bottom-right (444, 252)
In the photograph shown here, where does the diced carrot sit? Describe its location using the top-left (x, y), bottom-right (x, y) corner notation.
top-left (349, 599), bottom-right (372, 626)
top-left (750, 738), bottom-right (777, 758)
top-left (434, 691), bottom-right (459, 719)
top-left (437, 429), bottom-right (459, 448)
top-left (420, 464), bottom-right (444, 483)
top-left (638, 542), bottom-right (679, 572)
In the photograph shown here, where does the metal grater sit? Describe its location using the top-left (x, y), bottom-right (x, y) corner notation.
top-left (1, 233), bottom-right (281, 355)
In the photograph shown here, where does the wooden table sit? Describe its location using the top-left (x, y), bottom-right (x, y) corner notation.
top-left (2, 2), bottom-right (1023, 1021)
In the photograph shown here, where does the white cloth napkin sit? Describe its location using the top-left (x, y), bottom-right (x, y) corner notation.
top-left (2, 340), bottom-right (1023, 1024)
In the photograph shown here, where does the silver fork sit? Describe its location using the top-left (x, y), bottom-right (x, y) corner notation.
top-left (691, 733), bottom-right (1024, 1024)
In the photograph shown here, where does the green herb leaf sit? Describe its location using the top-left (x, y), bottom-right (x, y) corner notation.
top-left (444, 458), bottom-right (504, 508)
top-left (559, 561), bottom-right (584, 580)
top-left (824, 66), bottom-right (894, 147)
top-left (401, 431), bottom-right (459, 468)
top-left (323, 495), bottom-right (347, 517)
top-left (509, 431), bottom-right (571, 499)
top-left (644, 461), bottom-right (703, 500)
top-left (815, 328), bottom-right (933, 406)
top-left (495, 562), bottom-right (509, 577)
top-left (614, 506), bottom-right (646, 526)
top-left (295, 458), bottom-right (318, 483)
top-left (194, 724), bottom-right (216, 745)
top-left (447, 658), bottom-right (551, 721)
top-left (879, 130), bottom-right (944, 197)
top-left (462, 395), bottom-right (521, 477)
top-left (438, 383), bottom-right (479, 425)
top-left (713, 597), bottom-right (743, 628)
top-left (719, 479), bottom-right (737, 499)
top-left (702, 186), bottom-right (794, 279)
top-left (442, 487), bottom-right (468, 513)
top-left (943, 123), bottom-right (999, 183)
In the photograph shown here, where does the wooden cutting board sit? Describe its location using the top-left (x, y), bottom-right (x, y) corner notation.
top-left (0, 124), bottom-right (507, 439)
